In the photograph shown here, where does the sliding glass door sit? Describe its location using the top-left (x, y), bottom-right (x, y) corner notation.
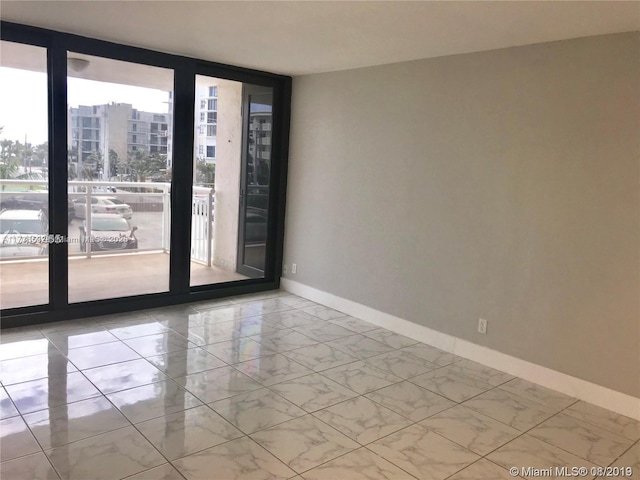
top-left (189, 77), bottom-right (275, 286)
top-left (238, 85), bottom-right (273, 278)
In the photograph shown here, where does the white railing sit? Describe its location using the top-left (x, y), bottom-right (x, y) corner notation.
top-left (191, 186), bottom-right (214, 266)
top-left (0, 179), bottom-right (213, 265)
top-left (68, 180), bottom-right (171, 258)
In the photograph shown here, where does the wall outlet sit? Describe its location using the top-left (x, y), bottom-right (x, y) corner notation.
top-left (283, 264), bottom-right (288, 274)
top-left (478, 318), bottom-right (488, 334)
top-left (291, 263), bottom-right (297, 274)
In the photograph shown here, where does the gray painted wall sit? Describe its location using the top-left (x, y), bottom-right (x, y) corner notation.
top-left (283, 32), bottom-right (640, 397)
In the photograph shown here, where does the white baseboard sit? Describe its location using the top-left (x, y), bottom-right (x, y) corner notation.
top-left (281, 278), bottom-right (640, 421)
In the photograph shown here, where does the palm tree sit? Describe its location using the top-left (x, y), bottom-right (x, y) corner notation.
top-left (0, 139), bottom-right (20, 181)
top-left (84, 151), bottom-right (103, 179)
top-left (126, 149), bottom-right (166, 183)
top-left (33, 142), bottom-right (48, 167)
top-left (109, 149), bottom-right (120, 179)
top-left (68, 146), bottom-right (79, 180)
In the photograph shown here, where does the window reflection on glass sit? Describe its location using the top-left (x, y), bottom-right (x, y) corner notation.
top-left (239, 89), bottom-right (272, 275)
top-left (0, 41), bottom-right (49, 310)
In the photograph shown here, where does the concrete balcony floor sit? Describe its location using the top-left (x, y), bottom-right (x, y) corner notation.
top-left (0, 252), bottom-right (247, 310)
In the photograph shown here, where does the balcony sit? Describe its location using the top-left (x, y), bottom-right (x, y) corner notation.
top-left (0, 179), bottom-right (247, 310)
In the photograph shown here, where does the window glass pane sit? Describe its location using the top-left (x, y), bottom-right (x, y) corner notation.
top-left (67, 53), bottom-right (174, 303)
top-left (240, 88), bottom-right (272, 274)
top-left (0, 41), bottom-right (49, 309)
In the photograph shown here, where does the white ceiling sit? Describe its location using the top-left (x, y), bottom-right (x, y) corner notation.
top-left (1, 1), bottom-right (638, 76)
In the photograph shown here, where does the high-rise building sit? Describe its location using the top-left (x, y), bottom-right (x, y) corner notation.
top-left (68, 101), bottom-right (172, 180)
top-left (194, 85), bottom-right (218, 165)
top-left (67, 87), bottom-right (217, 181)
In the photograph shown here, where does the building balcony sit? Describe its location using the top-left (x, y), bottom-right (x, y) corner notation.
top-left (0, 180), bottom-right (248, 310)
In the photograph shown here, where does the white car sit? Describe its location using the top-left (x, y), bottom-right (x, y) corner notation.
top-left (73, 197), bottom-right (133, 219)
top-left (0, 209), bottom-right (48, 258)
top-left (79, 213), bottom-right (138, 252)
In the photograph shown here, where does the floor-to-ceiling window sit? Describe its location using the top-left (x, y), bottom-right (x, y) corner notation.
top-left (0, 22), bottom-right (290, 326)
top-left (0, 41), bottom-right (50, 310)
top-left (66, 53), bottom-right (175, 303)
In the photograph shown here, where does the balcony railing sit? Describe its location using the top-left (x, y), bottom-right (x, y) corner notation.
top-left (0, 179), bottom-right (214, 265)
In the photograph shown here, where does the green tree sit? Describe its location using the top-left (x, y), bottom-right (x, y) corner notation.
top-left (79, 164), bottom-right (96, 180)
top-left (195, 160), bottom-right (215, 187)
top-left (160, 167), bottom-right (172, 182)
top-left (0, 139), bottom-right (20, 179)
top-left (67, 159), bottom-right (77, 180)
top-left (21, 141), bottom-right (34, 173)
top-left (126, 149), bottom-right (166, 182)
top-left (67, 146), bottom-right (79, 181)
top-left (84, 150), bottom-right (103, 180)
top-left (33, 142), bottom-right (48, 167)
top-left (109, 149), bottom-right (120, 179)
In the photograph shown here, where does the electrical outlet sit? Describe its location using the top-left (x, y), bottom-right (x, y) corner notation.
top-left (283, 264), bottom-right (288, 275)
top-left (478, 318), bottom-right (488, 334)
top-left (291, 263), bottom-right (297, 274)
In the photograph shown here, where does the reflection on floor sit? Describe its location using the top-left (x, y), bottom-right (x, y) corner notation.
top-left (0, 253), bottom-right (247, 309)
top-left (0, 290), bottom-right (638, 479)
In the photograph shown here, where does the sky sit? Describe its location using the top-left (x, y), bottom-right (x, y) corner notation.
top-left (0, 67), bottom-right (171, 145)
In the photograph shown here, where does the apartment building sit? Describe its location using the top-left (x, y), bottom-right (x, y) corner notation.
top-left (195, 85), bottom-right (218, 165)
top-left (68, 102), bottom-right (172, 178)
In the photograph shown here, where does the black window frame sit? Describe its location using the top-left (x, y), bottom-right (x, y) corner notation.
top-left (0, 21), bottom-right (291, 327)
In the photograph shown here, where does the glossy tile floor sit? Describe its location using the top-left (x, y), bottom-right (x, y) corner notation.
top-left (1, 291), bottom-right (638, 480)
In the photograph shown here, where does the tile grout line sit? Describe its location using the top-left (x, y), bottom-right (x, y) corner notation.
top-left (476, 397), bottom-right (606, 470)
top-left (1, 393), bottom-right (63, 480)
top-left (298, 344), bottom-right (488, 476)
top-left (605, 438), bottom-right (640, 468)
top-left (2, 293), bottom-right (638, 479)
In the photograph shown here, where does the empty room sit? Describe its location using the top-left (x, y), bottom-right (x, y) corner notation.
top-left (0, 2), bottom-right (638, 479)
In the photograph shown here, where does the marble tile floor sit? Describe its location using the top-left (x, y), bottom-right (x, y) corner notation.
top-left (1, 290), bottom-right (638, 480)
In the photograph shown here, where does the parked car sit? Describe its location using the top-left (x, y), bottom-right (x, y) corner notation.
top-left (0, 209), bottom-right (48, 258)
top-left (67, 198), bottom-right (75, 223)
top-left (73, 197), bottom-right (133, 219)
top-left (104, 197), bottom-right (129, 208)
top-left (79, 213), bottom-right (138, 252)
top-left (0, 191), bottom-right (74, 223)
top-left (14, 172), bottom-right (47, 181)
top-left (0, 192), bottom-right (47, 212)
top-left (0, 243), bottom-right (47, 258)
top-left (103, 197), bottom-right (134, 218)
top-left (92, 186), bottom-right (117, 193)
